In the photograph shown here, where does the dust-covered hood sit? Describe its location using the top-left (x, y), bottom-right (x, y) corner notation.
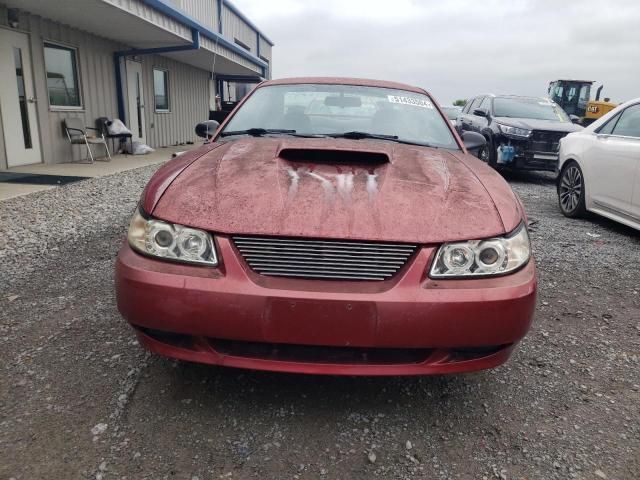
top-left (151, 137), bottom-right (522, 243)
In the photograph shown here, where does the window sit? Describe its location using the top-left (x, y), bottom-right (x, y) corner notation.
top-left (611, 104), bottom-right (640, 138)
top-left (153, 68), bottom-right (170, 112)
top-left (462, 98), bottom-right (474, 114)
top-left (468, 97), bottom-right (483, 113)
top-left (478, 97), bottom-right (490, 111)
top-left (44, 43), bottom-right (81, 108)
top-left (596, 113), bottom-right (620, 135)
top-left (234, 38), bottom-right (250, 51)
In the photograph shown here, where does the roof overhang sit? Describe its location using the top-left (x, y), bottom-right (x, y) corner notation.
top-left (6, 0), bottom-right (266, 77)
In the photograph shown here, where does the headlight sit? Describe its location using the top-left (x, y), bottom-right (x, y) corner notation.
top-left (497, 124), bottom-right (532, 138)
top-left (127, 208), bottom-right (218, 266)
top-left (430, 223), bottom-right (530, 278)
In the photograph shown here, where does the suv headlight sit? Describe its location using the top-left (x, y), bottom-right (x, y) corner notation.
top-left (127, 208), bottom-right (218, 266)
top-left (497, 124), bottom-right (532, 138)
top-left (430, 223), bottom-right (531, 278)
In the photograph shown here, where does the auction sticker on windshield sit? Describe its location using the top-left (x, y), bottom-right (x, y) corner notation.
top-left (388, 95), bottom-right (433, 108)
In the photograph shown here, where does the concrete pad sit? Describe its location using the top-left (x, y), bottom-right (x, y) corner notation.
top-left (0, 183), bottom-right (57, 201)
top-left (1, 145), bottom-right (198, 201)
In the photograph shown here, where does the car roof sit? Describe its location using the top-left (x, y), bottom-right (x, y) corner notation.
top-left (494, 94), bottom-right (548, 101)
top-left (260, 77), bottom-right (428, 95)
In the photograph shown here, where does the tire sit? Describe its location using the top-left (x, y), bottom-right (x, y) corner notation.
top-left (557, 161), bottom-right (586, 218)
top-left (477, 137), bottom-right (498, 168)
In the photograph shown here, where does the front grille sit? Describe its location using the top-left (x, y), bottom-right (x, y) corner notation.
top-left (529, 130), bottom-right (566, 153)
top-left (232, 236), bottom-right (417, 281)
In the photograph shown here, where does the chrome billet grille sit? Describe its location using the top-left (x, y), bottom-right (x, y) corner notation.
top-left (232, 236), bottom-right (417, 281)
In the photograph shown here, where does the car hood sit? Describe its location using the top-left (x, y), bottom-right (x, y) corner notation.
top-left (151, 138), bottom-right (522, 244)
top-left (494, 117), bottom-right (583, 133)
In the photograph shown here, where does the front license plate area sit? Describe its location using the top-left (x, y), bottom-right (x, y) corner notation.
top-left (264, 298), bottom-right (378, 346)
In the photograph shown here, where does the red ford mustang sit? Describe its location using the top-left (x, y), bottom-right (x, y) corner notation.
top-left (116, 77), bottom-right (537, 376)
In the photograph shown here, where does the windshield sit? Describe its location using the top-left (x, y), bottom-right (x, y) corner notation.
top-left (221, 84), bottom-right (459, 149)
top-left (494, 97), bottom-right (570, 122)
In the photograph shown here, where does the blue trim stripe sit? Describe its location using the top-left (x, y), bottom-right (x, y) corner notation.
top-left (114, 29), bottom-right (201, 121)
top-left (140, 0), bottom-right (268, 70)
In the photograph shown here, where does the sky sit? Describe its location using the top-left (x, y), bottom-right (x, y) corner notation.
top-left (233, 0), bottom-right (640, 106)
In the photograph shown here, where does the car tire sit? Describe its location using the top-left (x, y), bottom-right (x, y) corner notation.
top-left (558, 161), bottom-right (586, 218)
top-left (478, 138), bottom-right (498, 168)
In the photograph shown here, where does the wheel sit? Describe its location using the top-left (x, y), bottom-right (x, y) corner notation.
top-left (558, 161), bottom-right (586, 217)
top-left (477, 137), bottom-right (497, 167)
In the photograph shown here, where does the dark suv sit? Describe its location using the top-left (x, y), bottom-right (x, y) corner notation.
top-left (457, 94), bottom-right (583, 172)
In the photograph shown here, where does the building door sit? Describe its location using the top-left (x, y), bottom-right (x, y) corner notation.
top-left (126, 60), bottom-right (146, 144)
top-left (0, 29), bottom-right (42, 167)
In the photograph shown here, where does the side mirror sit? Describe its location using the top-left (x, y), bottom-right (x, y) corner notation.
top-left (195, 120), bottom-right (220, 139)
top-left (569, 115), bottom-right (581, 124)
top-left (462, 131), bottom-right (486, 155)
top-left (473, 108), bottom-right (489, 118)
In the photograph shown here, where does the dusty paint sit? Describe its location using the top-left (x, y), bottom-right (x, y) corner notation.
top-left (150, 136), bottom-right (523, 244)
top-left (366, 172), bottom-right (379, 201)
top-left (285, 167), bottom-right (300, 199)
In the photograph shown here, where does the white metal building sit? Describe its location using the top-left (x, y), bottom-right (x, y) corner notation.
top-left (0, 0), bottom-right (273, 169)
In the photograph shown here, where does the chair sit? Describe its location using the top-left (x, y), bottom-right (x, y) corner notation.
top-left (63, 118), bottom-right (111, 163)
top-left (96, 117), bottom-right (132, 157)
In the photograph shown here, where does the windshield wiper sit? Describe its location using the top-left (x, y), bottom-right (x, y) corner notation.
top-left (325, 131), bottom-right (437, 148)
top-left (326, 131), bottom-right (399, 141)
top-left (220, 128), bottom-right (296, 137)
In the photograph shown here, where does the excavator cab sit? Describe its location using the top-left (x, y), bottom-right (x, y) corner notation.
top-left (548, 80), bottom-right (593, 117)
top-left (548, 79), bottom-right (616, 126)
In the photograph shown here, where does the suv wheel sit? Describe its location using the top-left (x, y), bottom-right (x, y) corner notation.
top-left (478, 138), bottom-right (497, 167)
top-left (558, 161), bottom-right (586, 217)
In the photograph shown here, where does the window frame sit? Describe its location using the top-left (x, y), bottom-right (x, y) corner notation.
top-left (234, 38), bottom-right (251, 52)
top-left (610, 103), bottom-right (640, 139)
top-left (43, 41), bottom-right (83, 111)
top-left (153, 67), bottom-right (171, 113)
top-left (462, 97), bottom-right (476, 114)
top-left (478, 96), bottom-right (491, 112)
top-left (469, 97), bottom-right (484, 114)
top-left (596, 112), bottom-right (621, 135)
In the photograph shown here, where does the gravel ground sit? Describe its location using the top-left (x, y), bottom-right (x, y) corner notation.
top-left (1, 164), bottom-right (638, 480)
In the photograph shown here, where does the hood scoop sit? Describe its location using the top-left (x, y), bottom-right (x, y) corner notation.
top-left (278, 148), bottom-right (390, 165)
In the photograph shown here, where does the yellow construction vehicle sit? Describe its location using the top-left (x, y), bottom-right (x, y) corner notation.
top-left (548, 80), bottom-right (617, 126)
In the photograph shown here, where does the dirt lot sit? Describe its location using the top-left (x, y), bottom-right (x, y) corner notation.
top-left (1, 165), bottom-right (638, 480)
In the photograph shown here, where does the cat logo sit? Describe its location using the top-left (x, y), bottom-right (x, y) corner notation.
top-left (587, 105), bottom-right (599, 114)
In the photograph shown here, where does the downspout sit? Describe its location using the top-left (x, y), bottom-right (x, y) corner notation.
top-left (113, 28), bottom-right (201, 121)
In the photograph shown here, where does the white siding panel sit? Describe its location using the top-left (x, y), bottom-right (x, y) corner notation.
top-left (200, 35), bottom-right (261, 74)
top-left (222, 5), bottom-right (256, 54)
top-left (165, 0), bottom-right (218, 32)
top-left (141, 55), bottom-right (209, 148)
top-left (104, 0), bottom-right (192, 41)
top-left (258, 37), bottom-right (271, 63)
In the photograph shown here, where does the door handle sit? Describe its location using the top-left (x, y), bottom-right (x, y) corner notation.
top-left (27, 97), bottom-right (37, 103)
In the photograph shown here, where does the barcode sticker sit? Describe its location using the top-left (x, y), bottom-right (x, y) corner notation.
top-left (387, 95), bottom-right (433, 109)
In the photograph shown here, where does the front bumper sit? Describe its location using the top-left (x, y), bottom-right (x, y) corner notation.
top-left (494, 133), bottom-right (562, 172)
top-left (115, 237), bottom-right (537, 375)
